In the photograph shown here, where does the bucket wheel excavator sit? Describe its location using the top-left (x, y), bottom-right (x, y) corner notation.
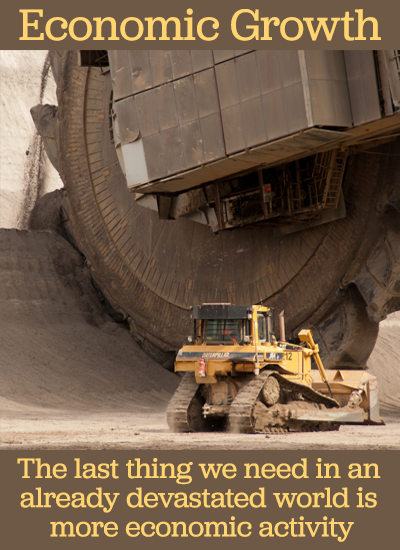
top-left (32, 49), bottom-right (400, 377)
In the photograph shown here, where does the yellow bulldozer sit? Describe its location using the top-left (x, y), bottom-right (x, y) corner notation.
top-left (167, 304), bottom-right (383, 433)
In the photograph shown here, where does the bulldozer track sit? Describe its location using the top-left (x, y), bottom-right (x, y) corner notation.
top-left (166, 373), bottom-right (200, 432)
top-left (273, 373), bottom-right (339, 407)
top-left (166, 369), bottom-right (339, 433)
top-left (229, 370), bottom-right (339, 434)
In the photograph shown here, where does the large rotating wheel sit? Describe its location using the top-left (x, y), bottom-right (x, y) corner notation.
top-left (56, 52), bottom-right (400, 369)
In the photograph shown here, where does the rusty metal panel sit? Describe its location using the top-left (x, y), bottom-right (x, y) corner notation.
top-left (256, 51), bottom-right (306, 139)
top-left (262, 90), bottom-right (289, 140)
top-left (213, 50), bottom-right (253, 64)
top-left (344, 51), bottom-right (381, 126)
top-left (216, 54), bottom-right (268, 152)
top-left (330, 51), bottom-right (350, 81)
top-left (199, 114), bottom-right (225, 163)
top-left (306, 50), bottom-right (342, 81)
top-left (181, 120), bottom-right (204, 167)
top-left (193, 69), bottom-right (219, 118)
top-left (161, 127), bottom-right (185, 175)
top-left (279, 50), bottom-right (303, 87)
top-left (234, 50), bottom-right (252, 57)
top-left (284, 82), bottom-right (308, 133)
top-left (332, 80), bottom-right (353, 125)
top-left (236, 53), bottom-right (268, 147)
top-left (125, 50), bottom-right (214, 96)
top-left (215, 59), bottom-right (246, 154)
top-left (241, 97), bottom-right (267, 147)
top-left (149, 50), bottom-right (173, 87)
top-left (213, 50), bottom-right (235, 64)
top-left (143, 134), bottom-right (165, 181)
top-left (221, 104), bottom-right (246, 154)
top-left (171, 50), bottom-right (193, 79)
top-left (305, 50), bottom-right (352, 128)
top-left (127, 50), bottom-right (153, 93)
top-left (137, 68), bottom-right (226, 177)
top-left (257, 50), bottom-right (283, 93)
top-left (236, 52), bottom-right (260, 102)
top-left (215, 59), bottom-right (240, 109)
top-left (194, 69), bottom-right (225, 163)
top-left (190, 50), bottom-right (214, 72)
top-left (174, 76), bottom-right (198, 124)
top-left (156, 83), bottom-right (178, 131)
top-left (134, 90), bottom-right (159, 138)
top-left (109, 50), bottom-right (133, 101)
top-left (309, 79), bottom-right (339, 126)
top-left (113, 96), bottom-right (139, 145)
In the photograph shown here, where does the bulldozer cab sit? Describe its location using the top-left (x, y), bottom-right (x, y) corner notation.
top-left (191, 304), bottom-right (274, 346)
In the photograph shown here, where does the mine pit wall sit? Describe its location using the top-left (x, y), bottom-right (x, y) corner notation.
top-left (0, 51), bottom-right (62, 229)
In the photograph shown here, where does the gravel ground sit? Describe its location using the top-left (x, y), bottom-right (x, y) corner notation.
top-left (1, 403), bottom-right (399, 450)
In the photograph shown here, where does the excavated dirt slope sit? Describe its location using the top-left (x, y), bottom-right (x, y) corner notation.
top-left (368, 316), bottom-right (400, 414)
top-left (0, 229), bottom-right (179, 416)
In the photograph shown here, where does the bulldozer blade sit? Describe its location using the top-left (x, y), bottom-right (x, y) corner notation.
top-left (311, 370), bottom-right (385, 425)
top-left (291, 408), bottom-right (365, 423)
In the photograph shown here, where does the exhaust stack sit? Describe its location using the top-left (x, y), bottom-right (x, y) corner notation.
top-left (279, 310), bottom-right (286, 342)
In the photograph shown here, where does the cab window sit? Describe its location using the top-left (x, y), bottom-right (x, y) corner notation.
top-left (258, 314), bottom-right (266, 342)
top-left (204, 319), bottom-right (242, 344)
